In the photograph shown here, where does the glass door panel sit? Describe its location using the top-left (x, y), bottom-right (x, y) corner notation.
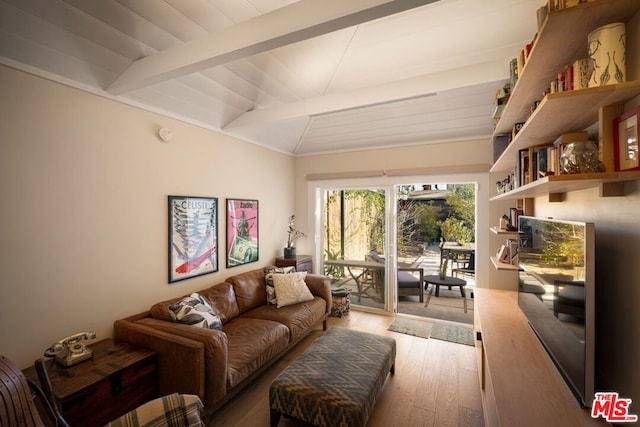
top-left (322, 188), bottom-right (387, 311)
top-left (396, 183), bottom-right (477, 320)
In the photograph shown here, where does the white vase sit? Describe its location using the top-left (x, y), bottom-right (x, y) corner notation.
top-left (588, 22), bottom-right (625, 88)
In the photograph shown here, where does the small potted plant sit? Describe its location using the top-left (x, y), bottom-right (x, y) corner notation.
top-left (284, 214), bottom-right (306, 258)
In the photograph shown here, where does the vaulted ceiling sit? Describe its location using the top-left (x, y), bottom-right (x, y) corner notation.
top-left (0, 0), bottom-right (541, 155)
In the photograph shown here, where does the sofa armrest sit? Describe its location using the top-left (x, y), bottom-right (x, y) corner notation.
top-left (135, 318), bottom-right (229, 410)
top-left (113, 319), bottom-right (206, 399)
top-left (305, 274), bottom-right (332, 314)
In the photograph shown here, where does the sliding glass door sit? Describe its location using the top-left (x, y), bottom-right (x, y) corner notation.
top-left (312, 174), bottom-right (484, 318)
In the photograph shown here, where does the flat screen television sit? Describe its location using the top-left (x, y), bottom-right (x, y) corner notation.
top-left (517, 216), bottom-right (595, 407)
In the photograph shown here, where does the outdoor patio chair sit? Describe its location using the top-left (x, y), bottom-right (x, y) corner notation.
top-left (452, 251), bottom-right (475, 279)
top-left (368, 250), bottom-right (425, 303)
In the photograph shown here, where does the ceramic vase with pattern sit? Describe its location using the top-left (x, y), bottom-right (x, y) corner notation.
top-left (573, 58), bottom-right (594, 90)
top-left (588, 22), bottom-right (625, 88)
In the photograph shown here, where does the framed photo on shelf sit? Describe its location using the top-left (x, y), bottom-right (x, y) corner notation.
top-left (226, 199), bottom-right (259, 268)
top-left (614, 106), bottom-right (640, 171)
top-left (168, 196), bottom-right (218, 283)
top-left (496, 245), bottom-right (509, 263)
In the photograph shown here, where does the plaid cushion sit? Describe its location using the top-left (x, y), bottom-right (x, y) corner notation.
top-left (104, 393), bottom-right (204, 427)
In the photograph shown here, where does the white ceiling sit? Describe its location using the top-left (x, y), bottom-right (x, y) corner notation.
top-left (0, 0), bottom-right (541, 156)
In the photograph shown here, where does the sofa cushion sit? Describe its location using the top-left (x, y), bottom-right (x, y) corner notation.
top-left (168, 293), bottom-right (223, 330)
top-left (198, 282), bottom-right (240, 324)
top-left (272, 272), bottom-right (313, 308)
top-left (223, 317), bottom-right (289, 388)
top-left (264, 266), bottom-right (296, 305)
top-left (241, 297), bottom-right (326, 342)
top-left (150, 282), bottom-right (239, 325)
top-left (398, 270), bottom-right (421, 288)
top-left (226, 269), bottom-right (269, 314)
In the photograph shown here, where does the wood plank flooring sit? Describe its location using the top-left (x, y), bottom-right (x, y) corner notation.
top-left (207, 311), bottom-right (484, 427)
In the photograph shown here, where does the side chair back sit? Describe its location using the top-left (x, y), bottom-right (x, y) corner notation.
top-left (0, 355), bottom-right (47, 427)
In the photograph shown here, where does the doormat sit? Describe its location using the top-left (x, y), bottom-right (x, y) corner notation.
top-left (387, 318), bottom-right (474, 346)
top-left (430, 323), bottom-right (475, 346)
top-left (387, 318), bottom-right (433, 339)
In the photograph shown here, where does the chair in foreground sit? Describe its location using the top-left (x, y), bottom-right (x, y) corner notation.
top-left (0, 355), bottom-right (58, 427)
top-left (35, 357), bottom-right (205, 427)
top-left (0, 354), bottom-right (205, 427)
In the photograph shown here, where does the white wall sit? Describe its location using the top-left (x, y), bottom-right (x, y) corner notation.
top-left (0, 65), bottom-right (295, 368)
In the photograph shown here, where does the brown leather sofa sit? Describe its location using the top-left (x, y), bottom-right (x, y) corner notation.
top-left (113, 268), bottom-right (331, 417)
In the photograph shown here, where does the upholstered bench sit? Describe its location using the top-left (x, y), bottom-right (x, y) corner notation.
top-left (269, 327), bottom-right (396, 427)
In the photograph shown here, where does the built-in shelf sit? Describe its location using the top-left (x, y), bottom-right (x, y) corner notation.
top-left (475, 289), bottom-right (602, 426)
top-left (491, 82), bottom-right (640, 173)
top-left (493, 0), bottom-right (640, 138)
top-left (490, 226), bottom-right (518, 235)
top-left (490, 256), bottom-right (519, 271)
top-left (490, 171), bottom-right (640, 201)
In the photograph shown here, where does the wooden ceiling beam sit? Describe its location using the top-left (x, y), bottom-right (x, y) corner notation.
top-left (107, 0), bottom-right (438, 95)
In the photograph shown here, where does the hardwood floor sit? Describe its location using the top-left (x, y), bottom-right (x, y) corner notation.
top-left (207, 311), bottom-right (484, 427)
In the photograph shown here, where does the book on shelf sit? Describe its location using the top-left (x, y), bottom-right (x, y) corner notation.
top-left (518, 149), bottom-right (530, 186)
top-left (536, 5), bottom-right (548, 30)
top-left (509, 207), bottom-right (524, 229)
top-left (512, 122), bottom-right (525, 140)
top-left (509, 58), bottom-right (519, 91)
top-left (493, 134), bottom-right (511, 163)
top-left (548, 146), bottom-right (559, 176)
top-left (534, 145), bottom-right (553, 179)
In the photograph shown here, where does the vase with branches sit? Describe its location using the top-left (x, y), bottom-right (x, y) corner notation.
top-left (285, 215), bottom-right (306, 258)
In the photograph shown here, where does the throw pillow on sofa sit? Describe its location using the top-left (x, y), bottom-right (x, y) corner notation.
top-left (264, 266), bottom-right (296, 305)
top-left (169, 293), bottom-right (223, 330)
top-left (271, 272), bottom-right (313, 308)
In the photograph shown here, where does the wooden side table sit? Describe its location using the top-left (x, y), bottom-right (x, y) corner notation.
top-left (275, 254), bottom-right (312, 273)
top-left (330, 285), bottom-right (351, 318)
top-left (24, 338), bottom-right (158, 427)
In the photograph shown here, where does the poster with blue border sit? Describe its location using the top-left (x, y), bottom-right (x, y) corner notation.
top-left (168, 196), bottom-right (218, 283)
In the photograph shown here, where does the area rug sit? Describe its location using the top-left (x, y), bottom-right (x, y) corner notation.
top-left (387, 318), bottom-right (475, 346)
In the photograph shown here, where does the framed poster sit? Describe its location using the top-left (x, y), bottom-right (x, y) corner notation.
top-left (168, 196), bottom-right (218, 283)
top-left (614, 107), bottom-right (640, 171)
top-left (226, 199), bottom-right (259, 268)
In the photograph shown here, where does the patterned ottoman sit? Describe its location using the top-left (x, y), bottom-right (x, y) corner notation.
top-left (269, 327), bottom-right (396, 427)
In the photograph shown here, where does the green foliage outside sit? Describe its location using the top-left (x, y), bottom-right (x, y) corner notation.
top-left (407, 184), bottom-right (475, 245)
top-left (324, 189), bottom-right (385, 269)
top-left (410, 203), bottom-right (444, 244)
top-left (324, 184), bottom-right (475, 269)
top-left (446, 185), bottom-right (475, 231)
top-left (440, 216), bottom-right (473, 243)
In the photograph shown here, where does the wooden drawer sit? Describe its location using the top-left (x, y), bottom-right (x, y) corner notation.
top-left (25, 339), bottom-right (158, 427)
top-left (62, 355), bottom-right (157, 426)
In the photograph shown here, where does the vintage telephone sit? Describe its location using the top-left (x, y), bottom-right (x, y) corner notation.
top-left (44, 331), bottom-right (97, 367)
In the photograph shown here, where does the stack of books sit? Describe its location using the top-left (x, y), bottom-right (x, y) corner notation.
top-left (514, 131), bottom-right (589, 188)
